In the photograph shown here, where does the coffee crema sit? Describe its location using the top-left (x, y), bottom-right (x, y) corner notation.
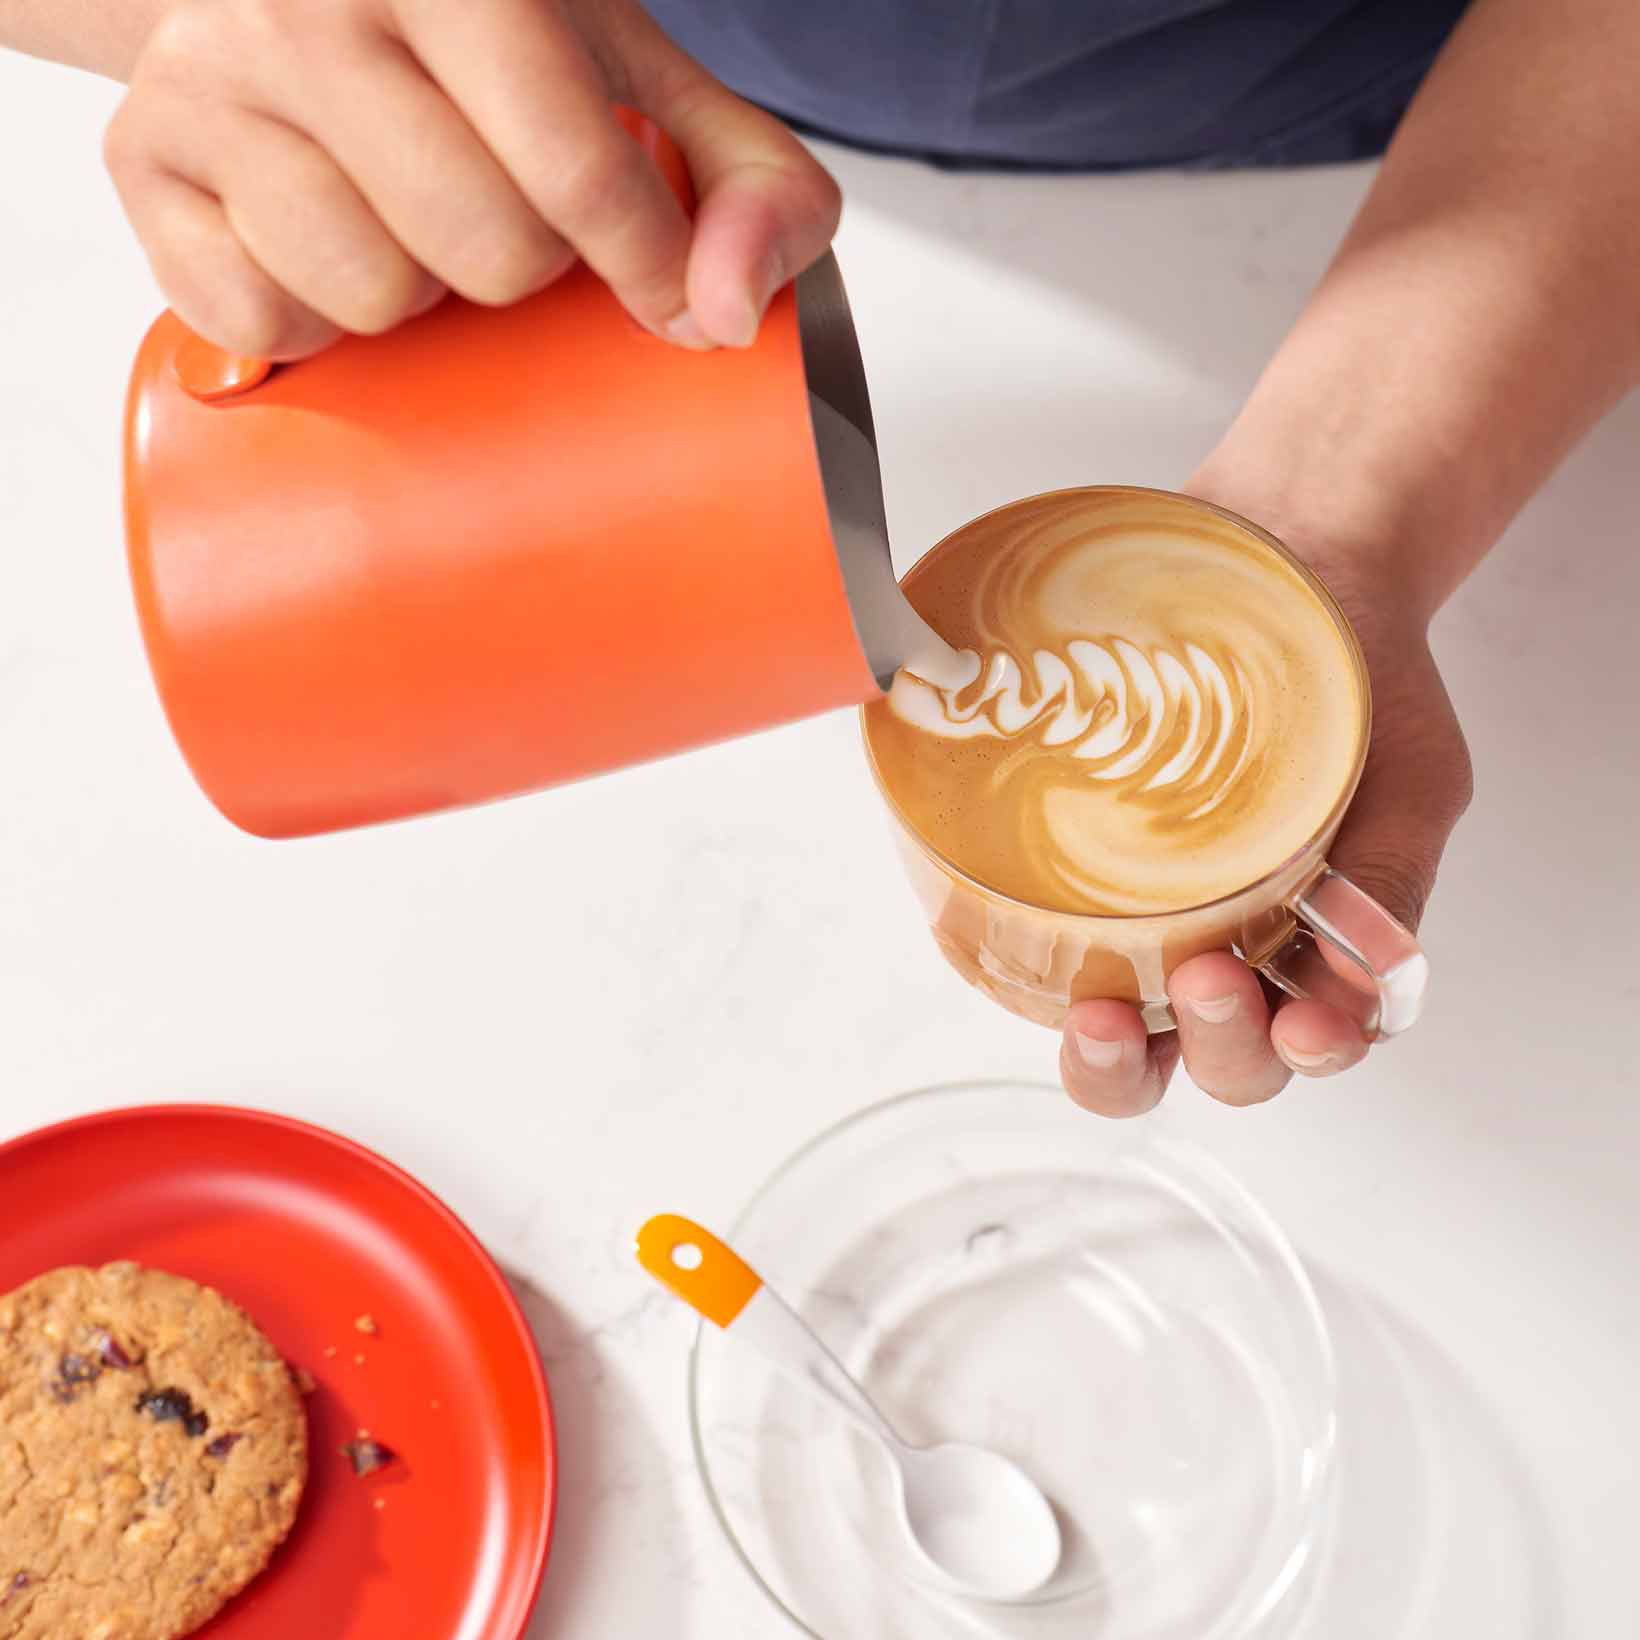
top-left (864, 489), bottom-right (1365, 917)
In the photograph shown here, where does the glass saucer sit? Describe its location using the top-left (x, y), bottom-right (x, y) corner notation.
top-left (689, 1081), bottom-right (1335, 1638)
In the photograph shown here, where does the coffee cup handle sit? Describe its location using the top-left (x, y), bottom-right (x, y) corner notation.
top-left (1255, 867), bottom-right (1429, 1040)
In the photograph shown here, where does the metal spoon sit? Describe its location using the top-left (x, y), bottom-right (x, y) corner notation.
top-left (636, 1213), bottom-right (1061, 1602)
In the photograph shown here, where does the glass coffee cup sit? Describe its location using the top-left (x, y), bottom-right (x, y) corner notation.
top-left (862, 486), bottom-right (1427, 1039)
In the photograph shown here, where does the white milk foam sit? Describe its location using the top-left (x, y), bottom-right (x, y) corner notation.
top-left (890, 639), bottom-right (1256, 821)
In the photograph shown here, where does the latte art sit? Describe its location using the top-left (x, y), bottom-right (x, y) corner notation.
top-left (866, 489), bottom-right (1365, 917)
top-left (893, 637), bottom-right (1259, 820)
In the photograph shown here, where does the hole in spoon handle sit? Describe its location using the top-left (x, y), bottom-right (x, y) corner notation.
top-left (634, 1213), bottom-right (762, 1326)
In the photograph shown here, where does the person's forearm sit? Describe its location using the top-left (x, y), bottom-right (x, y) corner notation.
top-left (1190, 0), bottom-right (1640, 622)
top-left (1, 0), bottom-right (172, 78)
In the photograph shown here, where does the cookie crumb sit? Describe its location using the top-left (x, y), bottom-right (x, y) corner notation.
top-left (429, 1399), bottom-right (440, 1410)
top-left (322, 1345), bottom-right (337, 1359)
top-left (291, 1366), bottom-right (317, 1396)
top-left (353, 1313), bottom-right (379, 1335)
top-left (353, 1353), bottom-right (365, 1365)
top-left (341, 1436), bottom-right (396, 1476)
top-left (373, 1497), bottom-right (386, 1511)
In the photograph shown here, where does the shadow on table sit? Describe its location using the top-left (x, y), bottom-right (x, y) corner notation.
top-left (821, 135), bottom-right (1370, 393)
top-left (1299, 1270), bottom-right (1563, 1639)
top-left (501, 1264), bottom-right (686, 1640)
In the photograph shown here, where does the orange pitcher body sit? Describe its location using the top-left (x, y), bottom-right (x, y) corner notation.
top-left (123, 121), bottom-right (889, 838)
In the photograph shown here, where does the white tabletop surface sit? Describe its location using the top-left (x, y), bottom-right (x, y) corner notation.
top-left (3, 49), bottom-right (1637, 1640)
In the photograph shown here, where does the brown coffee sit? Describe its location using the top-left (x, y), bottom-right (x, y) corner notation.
top-left (864, 488), bottom-right (1365, 918)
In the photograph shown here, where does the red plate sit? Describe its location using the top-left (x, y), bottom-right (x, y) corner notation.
top-left (0, 1105), bottom-right (555, 1639)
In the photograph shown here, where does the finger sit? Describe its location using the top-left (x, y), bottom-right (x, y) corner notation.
top-left (1059, 1000), bottom-right (1173, 1118)
top-left (1168, 951), bottom-right (1291, 1107)
top-left (615, 16), bottom-right (842, 346)
top-left (1269, 998), bottom-right (1370, 1078)
top-left (1326, 636), bottom-right (1473, 935)
top-left (261, 29), bottom-right (576, 311)
top-left (199, 114), bottom-right (442, 338)
top-left (105, 123), bottom-right (339, 358)
top-left (1152, 1030), bottom-right (1183, 1093)
top-left (394, 0), bottom-right (697, 335)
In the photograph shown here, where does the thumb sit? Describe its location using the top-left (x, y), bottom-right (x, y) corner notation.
top-left (1326, 636), bottom-right (1473, 933)
top-left (612, 12), bottom-right (842, 346)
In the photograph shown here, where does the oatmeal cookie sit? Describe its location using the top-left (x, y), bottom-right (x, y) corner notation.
top-left (0, 1262), bottom-right (307, 1640)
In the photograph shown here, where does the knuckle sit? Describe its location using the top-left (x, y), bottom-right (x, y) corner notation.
top-left (1343, 846), bottom-right (1436, 931)
top-left (738, 149), bottom-right (841, 245)
top-left (609, 241), bottom-right (688, 312)
top-left (203, 279), bottom-right (307, 357)
top-left (544, 139), bottom-right (642, 229)
top-left (138, 0), bottom-right (230, 75)
top-left (330, 269), bottom-right (421, 336)
top-left (791, 156), bottom-right (842, 236)
top-left (137, 2), bottom-right (199, 63)
top-left (1409, 695), bottom-right (1475, 821)
top-left (139, 0), bottom-right (351, 89)
top-left (216, 0), bottom-right (296, 51)
top-left (329, 260), bottom-right (444, 335)
top-left (1447, 735), bottom-right (1476, 820)
top-left (101, 105), bottom-right (146, 181)
top-left (449, 227), bottom-right (570, 306)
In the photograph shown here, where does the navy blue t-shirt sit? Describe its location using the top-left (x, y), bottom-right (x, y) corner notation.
top-left (644, 0), bottom-right (1471, 168)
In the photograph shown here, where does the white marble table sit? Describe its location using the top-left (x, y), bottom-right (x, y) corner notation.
top-left (3, 50), bottom-right (1636, 1638)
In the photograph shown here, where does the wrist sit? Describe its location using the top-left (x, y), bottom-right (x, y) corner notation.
top-left (1184, 409), bottom-right (1471, 635)
top-left (1183, 503), bottom-right (1421, 655)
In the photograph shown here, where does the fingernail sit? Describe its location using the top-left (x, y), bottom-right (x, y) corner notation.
top-left (757, 247), bottom-right (786, 311)
top-left (726, 291), bottom-right (761, 348)
top-left (1183, 993), bottom-right (1240, 1025)
top-left (1074, 1032), bottom-right (1126, 1070)
top-left (662, 309), bottom-right (714, 350)
top-left (726, 250), bottom-right (785, 349)
top-left (1277, 1043), bottom-right (1338, 1072)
